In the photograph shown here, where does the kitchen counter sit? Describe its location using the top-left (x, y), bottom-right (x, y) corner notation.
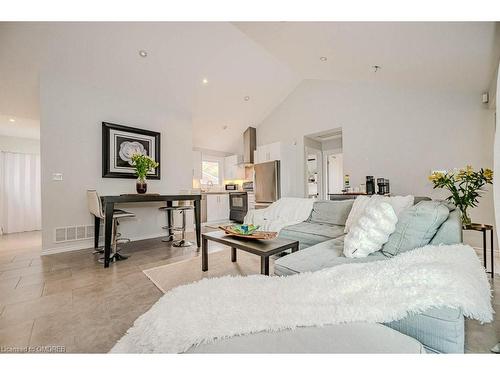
top-left (201, 191), bottom-right (247, 194)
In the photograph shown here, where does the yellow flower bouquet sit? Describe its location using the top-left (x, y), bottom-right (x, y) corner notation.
top-left (428, 165), bottom-right (493, 226)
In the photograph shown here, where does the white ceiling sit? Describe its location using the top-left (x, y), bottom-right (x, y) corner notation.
top-left (1, 22), bottom-right (499, 151)
top-left (0, 22), bottom-right (299, 152)
top-left (234, 22), bottom-right (500, 92)
top-left (0, 115), bottom-right (39, 139)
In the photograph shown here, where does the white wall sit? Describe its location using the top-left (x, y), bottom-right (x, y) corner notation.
top-left (0, 135), bottom-right (40, 154)
top-left (40, 74), bottom-right (193, 253)
top-left (494, 62), bottom-right (500, 247)
top-left (257, 79), bottom-right (495, 248)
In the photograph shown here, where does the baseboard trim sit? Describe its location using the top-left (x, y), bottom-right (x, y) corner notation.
top-left (41, 230), bottom-right (195, 256)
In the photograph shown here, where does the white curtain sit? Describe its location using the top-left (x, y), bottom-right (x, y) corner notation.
top-left (0, 152), bottom-right (41, 234)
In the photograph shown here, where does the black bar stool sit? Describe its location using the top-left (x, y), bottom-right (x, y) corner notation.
top-left (159, 201), bottom-right (194, 247)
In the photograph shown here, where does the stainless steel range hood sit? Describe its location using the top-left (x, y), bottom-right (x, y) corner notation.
top-left (243, 127), bottom-right (256, 165)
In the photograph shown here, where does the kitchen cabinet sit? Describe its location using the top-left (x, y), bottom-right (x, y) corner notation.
top-left (254, 142), bottom-right (282, 164)
top-left (224, 154), bottom-right (244, 180)
top-left (192, 150), bottom-right (202, 180)
top-left (206, 194), bottom-right (230, 223)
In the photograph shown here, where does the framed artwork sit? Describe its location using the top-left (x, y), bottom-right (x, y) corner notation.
top-left (102, 122), bottom-right (161, 179)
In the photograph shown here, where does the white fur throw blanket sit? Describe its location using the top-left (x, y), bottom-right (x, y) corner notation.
top-left (111, 244), bottom-right (493, 353)
top-left (244, 197), bottom-right (315, 232)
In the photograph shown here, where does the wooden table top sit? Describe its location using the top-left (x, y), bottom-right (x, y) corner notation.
top-left (203, 230), bottom-right (298, 256)
top-left (101, 193), bottom-right (202, 203)
top-left (463, 223), bottom-right (494, 231)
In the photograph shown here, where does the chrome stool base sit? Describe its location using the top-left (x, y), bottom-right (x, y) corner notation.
top-left (173, 239), bottom-right (193, 247)
top-left (98, 252), bottom-right (129, 263)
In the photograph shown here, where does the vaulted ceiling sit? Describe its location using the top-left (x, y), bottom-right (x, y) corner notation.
top-left (0, 22), bottom-right (300, 151)
top-left (1, 22), bottom-right (498, 151)
top-left (234, 22), bottom-right (499, 92)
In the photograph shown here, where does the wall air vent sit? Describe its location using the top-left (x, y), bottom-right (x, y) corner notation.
top-left (54, 224), bottom-right (103, 243)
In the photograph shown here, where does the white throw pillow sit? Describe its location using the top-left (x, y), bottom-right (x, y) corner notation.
top-left (343, 201), bottom-right (398, 258)
top-left (344, 194), bottom-right (414, 233)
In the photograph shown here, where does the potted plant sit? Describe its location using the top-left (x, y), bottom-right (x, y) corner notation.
top-left (428, 165), bottom-right (493, 227)
top-left (131, 153), bottom-right (159, 194)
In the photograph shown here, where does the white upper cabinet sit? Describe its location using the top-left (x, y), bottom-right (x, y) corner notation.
top-left (224, 154), bottom-right (244, 180)
top-left (254, 142), bottom-right (283, 163)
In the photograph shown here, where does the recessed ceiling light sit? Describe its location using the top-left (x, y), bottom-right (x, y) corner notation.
top-left (8, 118), bottom-right (15, 122)
top-left (202, 78), bottom-right (208, 85)
top-left (244, 96), bottom-right (250, 101)
top-left (138, 50), bottom-right (148, 58)
top-left (320, 56), bottom-right (328, 62)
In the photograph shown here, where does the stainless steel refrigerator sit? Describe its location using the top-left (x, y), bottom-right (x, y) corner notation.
top-left (254, 160), bottom-right (281, 204)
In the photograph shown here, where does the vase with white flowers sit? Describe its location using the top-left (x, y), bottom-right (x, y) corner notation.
top-left (131, 153), bottom-right (159, 194)
top-left (428, 165), bottom-right (493, 227)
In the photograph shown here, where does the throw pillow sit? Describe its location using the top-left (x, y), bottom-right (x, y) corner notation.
top-left (309, 199), bottom-right (355, 226)
top-left (344, 195), bottom-right (414, 233)
top-left (381, 200), bottom-right (450, 257)
top-left (343, 201), bottom-right (398, 258)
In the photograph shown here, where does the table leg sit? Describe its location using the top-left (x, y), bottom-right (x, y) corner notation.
top-left (194, 198), bottom-right (201, 248)
top-left (261, 256), bottom-right (269, 275)
top-left (483, 230), bottom-right (487, 270)
top-left (94, 215), bottom-right (100, 248)
top-left (231, 247), bottom-right (237, 262)
top-left (104, 202), bottom-right (114, 268)
top-left (491, 229), bottom-right (494, 279)
top-left (202, 237), bottom-right (208, 272)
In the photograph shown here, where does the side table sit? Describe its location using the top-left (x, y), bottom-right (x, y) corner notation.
top-left (463, 223), bottom-right (494, 278)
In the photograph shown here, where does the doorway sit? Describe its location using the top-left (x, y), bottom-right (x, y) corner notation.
top-left (304, 128), bottom-right (343, 200)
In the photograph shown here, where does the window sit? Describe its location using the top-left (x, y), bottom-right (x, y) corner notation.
top-left (201, 160), bottom-right (220, 185)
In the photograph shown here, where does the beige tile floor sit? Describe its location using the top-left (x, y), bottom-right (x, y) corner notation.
top-left (0, 230), bottom-right (498, 353)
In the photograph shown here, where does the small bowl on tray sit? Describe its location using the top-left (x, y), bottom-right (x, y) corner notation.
top-left (218, 224), bottom-right (278, 240)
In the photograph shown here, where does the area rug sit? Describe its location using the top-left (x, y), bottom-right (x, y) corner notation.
top-left (143, 247), bottom-right (275, 293)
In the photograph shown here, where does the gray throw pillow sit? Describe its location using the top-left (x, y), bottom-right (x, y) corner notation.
top-left (309, 200), bottom-right (354, 226)
top-left (381, 200), bottom-right (450, 257)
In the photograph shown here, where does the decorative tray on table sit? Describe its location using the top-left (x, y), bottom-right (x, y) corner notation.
top-left (218, 224), bottom-right (278, 240)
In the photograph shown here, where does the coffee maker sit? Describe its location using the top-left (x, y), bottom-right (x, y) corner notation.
top-left (365, 176), bottom-right (375, 195)
top-left (377, 178), bottom-right (390, 195)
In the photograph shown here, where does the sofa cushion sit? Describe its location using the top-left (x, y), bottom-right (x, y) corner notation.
top-left (309, 199), bottom-right (354, 226)
top-left (383, 307), bottom-right (464, 353)
top-left (187, 322), bottom-right (425, 353)
top-left (381, 201), bottom-right (450, 257)
top-left (278, 222), bottom-right (345, 250)
top-left (274, 236), bottom-right (387, 276)
top-left (430, 209), bottom-right (462, 245)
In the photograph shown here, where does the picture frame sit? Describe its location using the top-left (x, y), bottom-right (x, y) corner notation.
top-left (102, 122), bottom-right (161, 179)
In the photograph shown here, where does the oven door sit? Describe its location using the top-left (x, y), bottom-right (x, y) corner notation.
top-left (229, 193), bottom-right (248, 223)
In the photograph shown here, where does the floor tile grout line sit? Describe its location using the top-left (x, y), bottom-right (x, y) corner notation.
top-left (27, 319), bottom-right (35, 346)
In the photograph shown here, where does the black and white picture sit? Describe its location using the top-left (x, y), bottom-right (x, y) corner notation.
top-left (102, 122), bottom-right (161, 179)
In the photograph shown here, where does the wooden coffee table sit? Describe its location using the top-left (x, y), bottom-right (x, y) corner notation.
top-left (202, 231), bottom-right (299, 275)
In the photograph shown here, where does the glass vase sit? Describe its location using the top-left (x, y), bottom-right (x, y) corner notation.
top-left (136, 178), bottom-right (147, 194)
top-left (461, 209), bottom-right (472, 227)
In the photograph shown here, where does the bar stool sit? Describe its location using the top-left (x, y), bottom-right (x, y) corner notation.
top-left (87, 190), bottom-right (135, 262)
top-left (159, 201), bottom-right (194, 247)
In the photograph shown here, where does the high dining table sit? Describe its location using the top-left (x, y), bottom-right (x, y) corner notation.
top-left (95, 193), bottom-right (202, 268)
